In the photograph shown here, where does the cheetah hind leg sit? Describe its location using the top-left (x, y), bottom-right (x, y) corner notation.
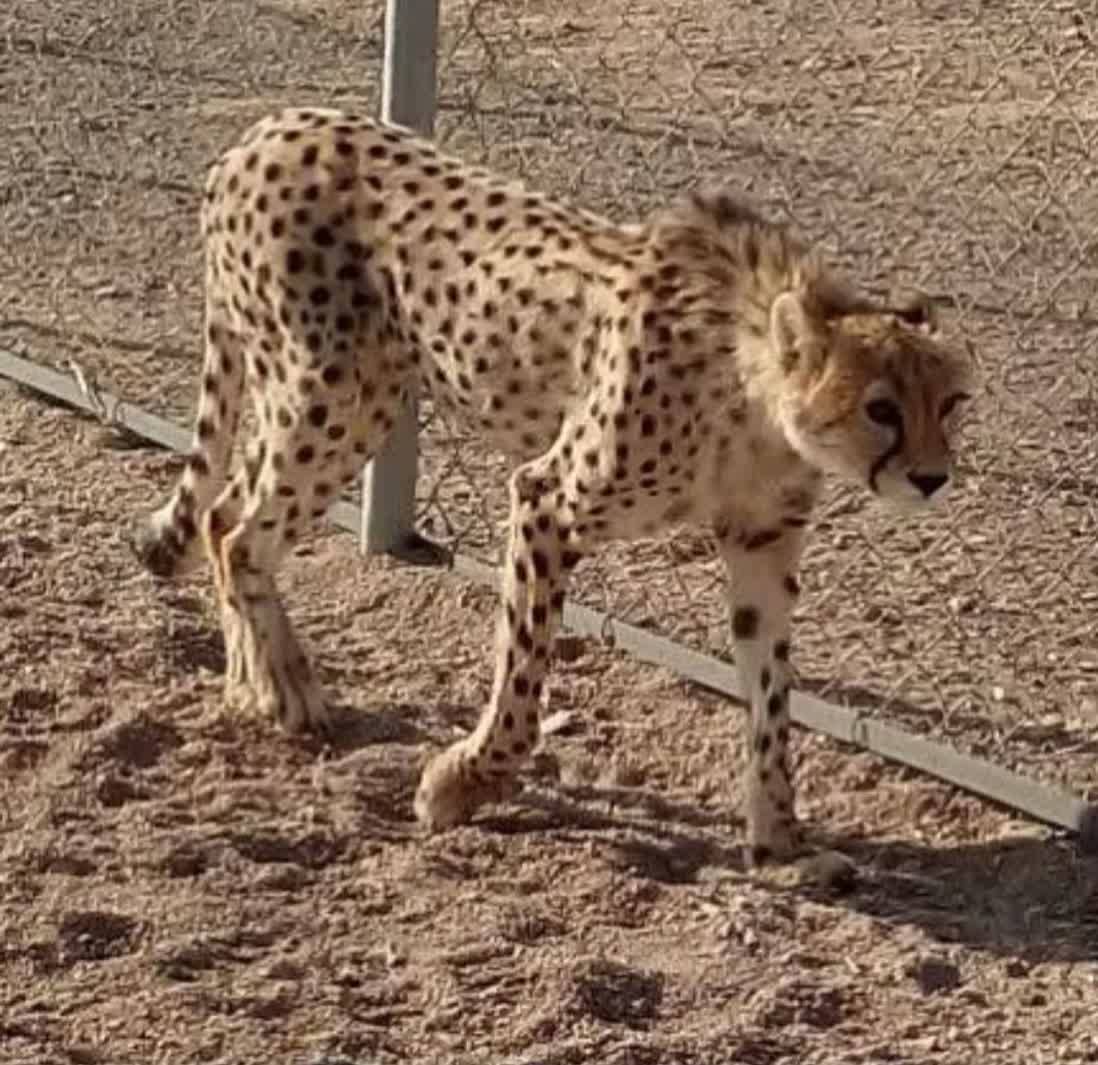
top-left (229, 569), bottom-right (327, 736)
top-left (201, 475), bottom-right (248, 710)
top-left (133, 306), bottom-right (245, 580)
top-left (202, 405), bottom-right (392, 735)
top-left (206, 486), bottom-right (334, 734)
top-left (199, 467), bottom-right (318, 730)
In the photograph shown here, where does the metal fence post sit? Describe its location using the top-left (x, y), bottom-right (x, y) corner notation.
top-left (360, 0), bottom-right (439, 555)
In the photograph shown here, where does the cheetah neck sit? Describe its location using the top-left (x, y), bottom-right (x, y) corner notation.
top-left (646, 207), bottom-right (822, 443)
top-left (728, 258), bottom-right (820, 439)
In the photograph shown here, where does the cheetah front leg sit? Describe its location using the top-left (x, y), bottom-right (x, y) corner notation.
top-left (415, 463), bottom-right (578, 829)
top-left (719, 525), bottom-right (807, 866)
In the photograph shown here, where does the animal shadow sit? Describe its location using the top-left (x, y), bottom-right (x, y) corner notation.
top-left (815, 829), bottom-right (1098, 964)
top-left (482, 777), bottom-right (1098, 963)
top-left (316, 700), bottom-right (430, 754)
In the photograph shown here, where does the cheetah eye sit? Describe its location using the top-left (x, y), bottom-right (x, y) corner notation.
top-left (939, 391), bottom-right (971, 420)
top-left (865, 398), bottom-right (902, 428)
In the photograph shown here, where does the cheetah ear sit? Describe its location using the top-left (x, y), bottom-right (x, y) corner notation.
top-left (812, 277), bottom-right (938, 335)
top-left (886, 289), bottom-right (938, 334)
top-left (770, 291), bottom-right (822, 373)
top-left (811, 275), bottom-right (873, 320)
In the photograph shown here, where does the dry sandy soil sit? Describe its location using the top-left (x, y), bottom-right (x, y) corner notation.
top-left (4, 380), bottom-right (1098, 1065)
top-left (4, 0), bottom-right (1098, 1061)
top-left (4, 0), bottom-right (1098, 793)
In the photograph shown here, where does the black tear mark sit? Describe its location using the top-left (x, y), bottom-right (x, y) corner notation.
top-left (868, 422), bottom-right (905, 492)
top-left (742, 528), bottom-right (782, 551)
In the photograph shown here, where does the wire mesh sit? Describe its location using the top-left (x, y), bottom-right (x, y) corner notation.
top-left (3, 0), bottom-right (1098, 796)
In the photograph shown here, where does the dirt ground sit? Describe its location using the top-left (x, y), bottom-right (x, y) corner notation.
top-left (5, 382), bottom-right (1098, 1065)
top-left (5, 0), bottom-right (1098, 1061)
top-left (4, 0), bottom-right (1098, 794)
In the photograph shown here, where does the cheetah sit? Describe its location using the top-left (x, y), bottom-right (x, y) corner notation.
top-left (134, 107), bottom-right (974, 864)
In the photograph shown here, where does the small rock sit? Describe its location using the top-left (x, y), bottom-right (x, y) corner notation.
top-left (540, 709), bottom-right (579, 736)
top-left (1005, 958), bottom-right (1029, 979)
top-left (600, 754), bottom-right (647, 788)
top-left (95, 772), bottom-right (143, 808)
top-left (64, 1046), bottom-right (101, 1065)
top-left (254, 864), bottom-right (310, 892)
top-left (159, 845), bottom-right (209, 879)
top-left (58, 911), bottom-right (140, 963)
top-left (529, 750), bottom-right (561, 781)
top-left (559, 753), bottom-right (599, 786)
top-left (908, 955), bottom-right (961, 995)
top-left (749, 977), bottom-right (847, 1030)
top-left (554, 634), bottom-right (588, 663)
top-left (265, 958), bottom-right (305, 981)
top-left (797, 851), bottom-right (858, 894)
top-left (569, 957), bottom-right (664, 1024)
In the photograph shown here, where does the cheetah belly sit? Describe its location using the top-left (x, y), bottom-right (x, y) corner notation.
top-left (401, 271), bottom-right (583, 464)
top-left (421, 353), bottom-right (571, 464)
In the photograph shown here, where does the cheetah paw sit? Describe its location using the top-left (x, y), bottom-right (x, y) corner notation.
top-left (415, 743), bottom-right (519, 830)
top-left (225, 667), bottom-right (331, 736)
top-left (260, 677), bottom-right (331, 736)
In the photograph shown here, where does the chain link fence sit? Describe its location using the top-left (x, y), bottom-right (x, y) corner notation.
top-left (4, 0), bottom-right (1098, 797)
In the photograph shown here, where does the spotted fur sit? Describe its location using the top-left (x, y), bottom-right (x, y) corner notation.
top-left (134, 107), bottom-right (974, 863)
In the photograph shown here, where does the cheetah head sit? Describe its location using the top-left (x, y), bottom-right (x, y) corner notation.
top-left (770, 286), bottom-right (974, 508)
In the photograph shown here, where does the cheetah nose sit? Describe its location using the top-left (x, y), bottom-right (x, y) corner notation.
top-left (908, 471), bottom-right (949, 497)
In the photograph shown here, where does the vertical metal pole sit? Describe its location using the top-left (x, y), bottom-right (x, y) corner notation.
top-left (361, 0), bottom-right (439, 554)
